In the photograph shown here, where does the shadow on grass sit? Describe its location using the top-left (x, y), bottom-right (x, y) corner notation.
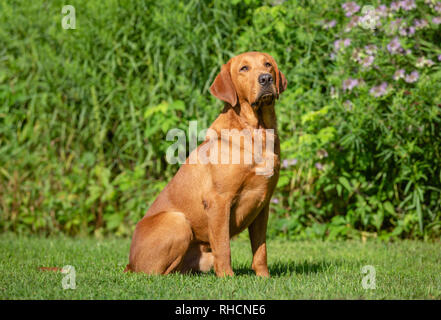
top-left (234, 260), bottom-right (340, 277)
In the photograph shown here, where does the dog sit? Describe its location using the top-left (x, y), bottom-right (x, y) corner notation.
top-left (125, 51), bottom-right (287, 277)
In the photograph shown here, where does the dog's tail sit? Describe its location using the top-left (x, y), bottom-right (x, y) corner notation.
top-left (123, 264), bottom-right (132, 273)
top-left (38, 267), bottom-right (62, 272)
top-left (39, 265), bottom-right (132, 273)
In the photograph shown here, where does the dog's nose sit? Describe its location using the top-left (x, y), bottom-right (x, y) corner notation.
top-left (258, 73), bottom-right (273, 86)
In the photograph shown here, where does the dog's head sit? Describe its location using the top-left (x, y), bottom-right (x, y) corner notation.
top-left (210, 52), bottom-right (287, 108)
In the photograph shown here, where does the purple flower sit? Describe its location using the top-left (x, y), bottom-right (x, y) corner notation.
top-left (317, 149), bottom-right (329, 158)
top-left (361, 55), bottom-right (374, 68)
top-left (405, 71), bottom-right (419, 83)
top-left (282, 158), bottom-right (298, 168)
top-left (387, 37), bottom-right (402, 54)
top-left (271, 198), bottom-right (279, 204)
top-left (414, 19), bottom-right (428, 29)
top-left (399, 26), bottom-right (408, 36)
top-left (315, 162), bottom-right (324, 170)
top-left (398, 23), bottom-right (416, 37)
top-left (342, 2), bottom-right (360, 17)
top-left (370, 82), bottom-right (388, 97)
top-left (387, 19), bottom-right (406, 35)
top-left (435, 3), bottom-right (441, 14)
top-left (323, 19), bottom-right (337, 29)
top-left (390, 18), bottom-right (403, 28)
top-left (365, 44), bottom-right (378, 55)
top-left (438, 55), bottom-right (441, 61)
top-left (393, 69), bottom-right (405, 80)
top-left (400, 0), bottom-right (416, 11)
top-left (334, 38), bottom-right (351, 50)
top-left (376, 5), bottom-right (388, 17)
top-left (345, 16), bottom-right (361, 31)
top-left (342, 78), bottom-right (359, 91)
top-left (390, 1), bottom-right (401, 11)
top-left (416, 57), bottom-right (435, 68)
top-left (432, 17), bottom-right (441, 25)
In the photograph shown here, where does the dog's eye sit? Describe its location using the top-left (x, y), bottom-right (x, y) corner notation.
top-left (264, 62), bottom-right (272, 68)
top-left (240, 65), bottom-right (249, 72)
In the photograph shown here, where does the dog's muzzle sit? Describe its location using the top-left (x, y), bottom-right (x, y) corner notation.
top-left (253, 73), bottom-right (276, 108)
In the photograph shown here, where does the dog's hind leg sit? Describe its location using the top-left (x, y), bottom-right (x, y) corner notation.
top-left (127, 211), bottom-right (193, 275)
top-left (177, 243), bottom-right (214, 274)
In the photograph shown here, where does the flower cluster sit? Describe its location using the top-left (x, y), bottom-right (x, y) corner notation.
top-left (332, 1), bottom-right (440, 100)
top-left (351, 45), bottom-right (377, 68)
top-left (322, 19), bottom-right (337, 29)
top-left (342, 2), bottom-right (360, 17)
top-left (387, 37), bottom-right (403, 54)
top-left (369, 82), bottom-right (389, 97)
top-left (334, 38), bottom-right (352, 51)
top-left (282, 158), bottom-right (298, 169)
top-left (390, 0), bottom-right (417, 11)
top-left (342, 77), bottom-right (361, 91)
top-left (416, 57), bottom-right (435, 68)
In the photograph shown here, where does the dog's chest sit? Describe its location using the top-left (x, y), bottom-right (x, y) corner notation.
top-left (229, 152), bottom-right (280, 235)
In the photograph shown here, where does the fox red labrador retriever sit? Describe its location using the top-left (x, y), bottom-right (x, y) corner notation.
top-left (126, 52), bottom-right (287, 277)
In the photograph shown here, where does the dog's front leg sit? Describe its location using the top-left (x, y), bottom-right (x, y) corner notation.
top-left (248, 203), bottom-right (270, 277)
top-left (207, 199), bottom-right (234, 277)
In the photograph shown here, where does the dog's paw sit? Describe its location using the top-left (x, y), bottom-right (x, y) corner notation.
top-left (255, 270), bottom-right (270, 278)
top-left (216, 269), bottom-right (235, 277)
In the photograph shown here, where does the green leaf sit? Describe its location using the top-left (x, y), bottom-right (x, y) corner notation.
top-left (338, 177), bottom-right (352, 193)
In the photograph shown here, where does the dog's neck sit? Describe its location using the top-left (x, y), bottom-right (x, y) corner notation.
top-left (211, 101), bottom-right (281, 158)
top-left (223, 101), bottom-right (277, 131)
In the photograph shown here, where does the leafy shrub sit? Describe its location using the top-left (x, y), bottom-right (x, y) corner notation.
top-left (270, 0), bottom-right (441, 240)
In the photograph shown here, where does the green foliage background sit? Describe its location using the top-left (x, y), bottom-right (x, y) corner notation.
top-left (1, 0), bottom-right (440, 239)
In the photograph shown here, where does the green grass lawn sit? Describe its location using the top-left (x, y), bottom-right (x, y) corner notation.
top-left (1, 234), bottom-right (440, 299)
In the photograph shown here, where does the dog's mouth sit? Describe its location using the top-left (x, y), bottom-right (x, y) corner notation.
top-left (252, 91), bottom-right (275, 108)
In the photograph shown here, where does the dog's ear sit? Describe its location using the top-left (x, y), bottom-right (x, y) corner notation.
top-left (268, 54), bottom-right (287, 98)
top-left (210, 61), bottom-right (237, 107)
top-left (277, 70), bottom-right (287, 96)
